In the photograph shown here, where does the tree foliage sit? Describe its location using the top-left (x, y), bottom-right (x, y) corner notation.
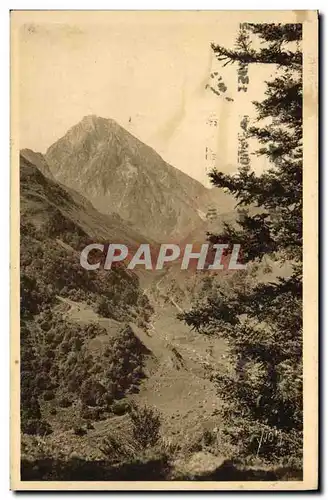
top-left (180, 23), bottom-right (303, 464)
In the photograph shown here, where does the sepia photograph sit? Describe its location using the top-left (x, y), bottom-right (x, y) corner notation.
top-left (10, 10), bottom-right (318, 490)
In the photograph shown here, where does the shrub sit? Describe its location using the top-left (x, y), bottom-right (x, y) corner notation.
top-left (100, 433), bottom-right (138, 465)
top-left (111, 400), bottom-right (130, 416)
top-left (129, 403), bottom-right (161, 449)
top-left (58, 396), bottom-right (72, 408)
top-left (96, 297), bottom-right (113, 318)
top-left (22, 419), bottom-right (52, 436)
top-left (74, 426), bottom-right (87, 436)
top-left (127, 384), bottom-right (139, 395)
top-left (43, 390), bottom-right (55, 401)
top-left (80, 405), bottom-right (101, 421)
top-left (80, 379), bottom-right (106, 407)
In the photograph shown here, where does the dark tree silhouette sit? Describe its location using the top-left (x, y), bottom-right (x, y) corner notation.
top-left (180, 23), bottom-right (303, 464)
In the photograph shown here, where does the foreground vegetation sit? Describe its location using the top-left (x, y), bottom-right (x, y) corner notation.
top-left (20, 159), bottom-right (153, 440)
top-left (180, 23), bottom-right (303, 469)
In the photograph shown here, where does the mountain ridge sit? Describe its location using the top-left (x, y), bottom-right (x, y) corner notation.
top-left (20, 152), bottom-right (153, 248)
top-left (44, 115), bottom-right (235, 242)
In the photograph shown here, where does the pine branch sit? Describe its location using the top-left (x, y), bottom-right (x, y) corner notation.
top-left (246, 23), bottom-right (302, 43)
top-left (211, 42), bottom-right (302, 68)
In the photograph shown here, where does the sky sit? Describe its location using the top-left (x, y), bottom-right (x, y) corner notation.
top-left (17, 11), bottom-right (275, 186)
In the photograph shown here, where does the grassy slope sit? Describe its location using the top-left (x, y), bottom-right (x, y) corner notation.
top-left (20, 153), bottom-right (298, 480)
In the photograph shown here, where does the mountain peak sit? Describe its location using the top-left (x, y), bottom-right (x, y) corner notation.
top-left (62, 115), bottom-right (122, 141)
top-left (81, 114), bottom-right (98, 125)
top-left (80, 114), bottom-right (118, 128)
top-left (45, 116), bottom-right (234, 241)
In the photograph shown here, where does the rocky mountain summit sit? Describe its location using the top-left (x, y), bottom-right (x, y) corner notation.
top-left (44, 115), bottom-right (234, 242)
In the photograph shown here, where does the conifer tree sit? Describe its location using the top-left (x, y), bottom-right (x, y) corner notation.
top-left (180, 23), bottom-right (303, 464)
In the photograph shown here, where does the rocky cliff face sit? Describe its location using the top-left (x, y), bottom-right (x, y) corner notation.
top-left (45, 115), bottom-right (233, 242)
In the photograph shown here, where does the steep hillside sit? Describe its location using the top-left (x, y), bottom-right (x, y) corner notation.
top-left (21, 148), bottom-right (55, 180)
top-left (20, 153), bottom-right (152, 247)
top-left (20, 153), bottom-right (154, 436)
top-left (19, 152), bottom-right (229, 477)
top-left (45, 115), bottom-right (234, 241)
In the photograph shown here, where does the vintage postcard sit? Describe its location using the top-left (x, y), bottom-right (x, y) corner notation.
top-left (10, 10), bottom-right (318, 490)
